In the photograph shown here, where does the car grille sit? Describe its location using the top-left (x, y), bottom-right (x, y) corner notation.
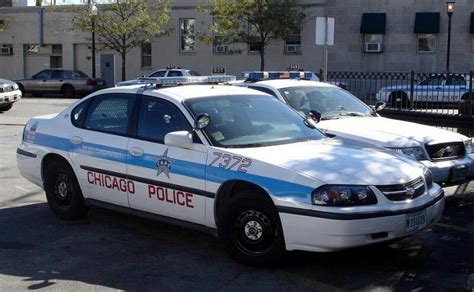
top-left (376, 177), bottom-right (425, 201)
top-left (425, 142), bottom-right (465, 160)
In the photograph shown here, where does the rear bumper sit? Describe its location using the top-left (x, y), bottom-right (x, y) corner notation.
top-left (279, 188), bottom-right (444, 252)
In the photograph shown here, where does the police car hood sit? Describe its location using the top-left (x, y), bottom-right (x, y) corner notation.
top-left (320, 116), bottom-right (466, 147)
top-left (230, 138), bottom-right (423, 186)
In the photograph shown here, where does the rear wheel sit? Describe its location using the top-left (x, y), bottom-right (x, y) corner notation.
top-left (0, 103), bottom-right (13, 112)
top-left (44, 159), bottom-right (87, 220)
top-left (221, 191), bottom-right (285, 266)
top-left (389, 92), bottom-right (408, 108)
top-left (61, 85), bottom-right (75, 98)
top-left (18, 84), bottom-right (25, 96)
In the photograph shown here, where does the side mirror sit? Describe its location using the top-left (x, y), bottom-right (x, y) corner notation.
top-left (374, 101), bottom-right (386, 112)
top-left (309, 110), bottom-right (321, 123)
top-left (194, 113), bottom-right (210, 130)
top-left (164, 131), bottom-right (194, 149)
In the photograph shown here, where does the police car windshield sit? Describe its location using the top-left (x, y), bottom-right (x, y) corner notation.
top-left (185, 95), bottom-right (325, 148)
top-left (278, 86), bottom-right (373, 119)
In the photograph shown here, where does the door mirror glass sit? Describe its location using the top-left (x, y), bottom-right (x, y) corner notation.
top-left (309, 110), bottom-right (321, 123)
top-left (164, 131), bottom-right (194, 149)
top-left (374, 101), bottom-right (386, 112)
top-left (194, 113), bottom-right (210, 130)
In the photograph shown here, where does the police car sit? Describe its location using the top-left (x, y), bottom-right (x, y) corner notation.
top-left (376, 73), bottom-right (470, 107)
top-left (17, 76), bottom-right (444, 265)
top-left (236, 72), bottom-right (474, 185)
top-left (0, 78), bottom-right (21, 112)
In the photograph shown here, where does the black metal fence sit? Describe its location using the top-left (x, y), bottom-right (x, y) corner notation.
top-left (326, 71), bottom-right (474, 130)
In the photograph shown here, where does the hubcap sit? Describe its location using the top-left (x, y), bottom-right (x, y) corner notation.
top-left (231, 209), bottom-right (275, 255)
top-left (53, 172), bottom-right (73, 207)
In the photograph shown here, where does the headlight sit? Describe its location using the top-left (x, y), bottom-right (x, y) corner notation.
top-left (13, 84), bottom-right (18, 90)
top-left (464, 139), bottom-right (473, 154)
top-left (390, 147), bottom-right (428, 161)
top-left (0, 87), bottom-right (4, 93)
top-left (312, 185), bottom-right (378, 206)
top-left (424, 168), bottom-right (433, 189)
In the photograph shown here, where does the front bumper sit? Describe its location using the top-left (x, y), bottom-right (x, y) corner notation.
top-left (279, 188), bottom-right (444, 252)
top-left (421, 154), bottom-right (474, 184)
top-left (0, 89), bottom-right (22, 105)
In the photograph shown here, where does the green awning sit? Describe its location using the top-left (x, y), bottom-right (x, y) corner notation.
top-left (360, 13), bottom-right (386, 34)
top-left (414, 12), bottom-right (440, 34)
top-left (470, 12), bottom-right (474, 33)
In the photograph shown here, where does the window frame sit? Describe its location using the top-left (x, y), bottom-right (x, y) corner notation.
top-left (77, 93), bottom-right (138, 138)
top-left (247, 85), bottom-right (278, 98)
top-left (133, 95), bottom-right (196, 144)
top-left (141, 42), bottom-right (152, 68)
top-left (417, 33), bottom-right (437, 53)
top-left (179, 18), bottom-right (196, 53)
top-left (284, 28), bottom-right (302, 55)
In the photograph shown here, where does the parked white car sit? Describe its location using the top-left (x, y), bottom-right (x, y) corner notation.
top-left (0, 78), bottom-right (22, 112)
top-left (376, 74), bottom-right (470, 107)
top-left (235, 74), bottom-right (473, 185)
top-left (17, 78), bottom-right (444, 265)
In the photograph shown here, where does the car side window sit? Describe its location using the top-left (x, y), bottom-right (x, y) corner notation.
top-left (35, 70), bottom-right (52, 79)
top-left (71, 99), bottom-right (92, 127)
top-left (137, 96), bottom-right (193, 143)
top-left (446, 77), bottom-right (466, 86)
top-left (150, 70), bottom-right (166, 77)
top-left (51, 70), bottom-right (65, 79)
top-left (84, 94), bottom-right (136, 136)
top-left (419, 78), bottom-right (443, 86)
top-left (167, 70), bottom-right (183, 77)
top-left (248, 86), bottom-right (278, 98)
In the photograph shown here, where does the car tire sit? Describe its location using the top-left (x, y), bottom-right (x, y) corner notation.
top-left (220, 190), bottom-right (285, 266)
top-left (0, 103), bottom-right (13, 112)
top-left (62, 85), bottom-right (75, 98)
top-left (44, 159), bottom-right (88, 220)
top-left (18, 84), bottom-right (25, 96)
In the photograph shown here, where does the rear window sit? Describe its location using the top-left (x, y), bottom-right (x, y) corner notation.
top-left (71, 71), bottom-right (89, 78)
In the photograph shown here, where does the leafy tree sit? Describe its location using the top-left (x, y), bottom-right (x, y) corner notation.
top-left (201, 0), bottom-right (306, 71)
top-left (72, 0), bottom-right (171, 81)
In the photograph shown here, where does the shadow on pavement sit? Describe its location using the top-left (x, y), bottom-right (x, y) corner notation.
top-left (0, 192), bottom-right (472, 290)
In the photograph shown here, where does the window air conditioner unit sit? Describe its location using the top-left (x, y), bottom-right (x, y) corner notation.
top-left (365, 42), bottom-right (383, 53)
top-left (286, 44), bottom-right (299, 53)
top-left (214, 45), bottom-right (228, 53)
top-left (0, 47), bottom-right (12, 55)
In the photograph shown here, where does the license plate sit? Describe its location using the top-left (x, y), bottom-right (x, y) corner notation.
top-left (405, 210), bottom-right (427, 233)
top-left (451, 165), bottom-right (467, 183)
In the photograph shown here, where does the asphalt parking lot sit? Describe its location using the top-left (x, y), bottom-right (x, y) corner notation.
top-left (1, 98), bottom-right (473, 291)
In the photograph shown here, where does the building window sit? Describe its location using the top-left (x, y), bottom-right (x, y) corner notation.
top-left (141, 43), bottom-right (152, 68)
top-left (247, 23), bottom-right (262, 53)
top-left (52, 44), bottom-right (62, 55)
top-left (417, 34), bottom-right (436, 53)
top-left (213, 19), bottom-right (228, 54)
top-left (285, 29), bottom-right (301, 54)
top-left (26, 44), bottom-right (39, 55)
top-left (50, 56), bottom-right (63, 68)
top-left (179, 18), bottom-right (195, 53)
top-left (364, 34), bottom-right (383, 53)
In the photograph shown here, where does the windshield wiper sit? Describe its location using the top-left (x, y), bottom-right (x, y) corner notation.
top-left (338, 112), bottom-right (366, 117)
top-left (320, 116), bottom-right (341, 120)
top-left (230, 143), bottom-right (264, 148)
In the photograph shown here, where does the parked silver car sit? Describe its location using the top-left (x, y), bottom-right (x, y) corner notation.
top-left (0, 78), bottom-right (22, 112)
top-left (16, 69), bottom-right (106, 98)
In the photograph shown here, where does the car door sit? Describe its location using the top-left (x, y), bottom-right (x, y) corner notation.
top-left (68, 93), bottom-right (137, 207)
top-left (417, 77), bottom-right (443, 103)
top-left (29, 70), bottom-right (53, 92)
top-left (49, 70), bottom-right (66, 93)
top-left (126, 95), bottom-right (207, 225)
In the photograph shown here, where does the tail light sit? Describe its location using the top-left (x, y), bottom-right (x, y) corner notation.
top-left (86, 79), bottom-right (98, 86)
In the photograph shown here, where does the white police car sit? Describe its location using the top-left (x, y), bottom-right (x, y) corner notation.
top-left (17, 77), bottom-right (444, 265)
top-left (236, 72), bottom-right (474, 185)
top-left (376, 73), bottom-right (470, 107)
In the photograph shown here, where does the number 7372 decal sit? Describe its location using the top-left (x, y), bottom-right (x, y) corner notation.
top-left (209, 152), bottom-right (252, 173)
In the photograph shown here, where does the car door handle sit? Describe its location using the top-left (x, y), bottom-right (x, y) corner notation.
top-left (435, 87), bottom-right (442, 90)
top-left (70, 136), bottom-right (83, 145)
top-left (129, 147), bottom-right (144, 157)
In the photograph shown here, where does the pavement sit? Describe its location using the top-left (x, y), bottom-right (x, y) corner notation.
top-left (0, 97), bottom-right (473, 291)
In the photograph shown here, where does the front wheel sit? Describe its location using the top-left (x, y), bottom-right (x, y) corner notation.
top-left (0, 103), bottom-right (13, 112)
top-left (44, 159), bottom-right (88, 220)
top-left (61, 85), bottom-right (75, 98)
top-left (221, 191), bottom-right (285, 266)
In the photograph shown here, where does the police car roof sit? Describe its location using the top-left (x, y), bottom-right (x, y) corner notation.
top-left (254, 79), bottom-right (336, 89)
top-left (157, 84), bottom-right (269, 101)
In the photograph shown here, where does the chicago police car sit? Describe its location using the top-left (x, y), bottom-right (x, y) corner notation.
top-left (376, 73), bottom-right (470, 107)
top-left (0, 78), bottom-right (21, 112)
top-left (236, 72), bottom-right (474, 185)
top-left (17, 76), bottom-right (444, 265)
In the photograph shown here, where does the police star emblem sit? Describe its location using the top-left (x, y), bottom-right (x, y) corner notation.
top-left (156, 148), bottom-right (173, 178)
